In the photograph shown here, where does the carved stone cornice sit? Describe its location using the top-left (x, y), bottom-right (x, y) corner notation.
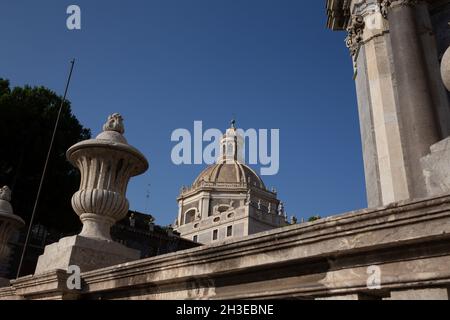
top-left (326, 0), bottom-right (352, 30)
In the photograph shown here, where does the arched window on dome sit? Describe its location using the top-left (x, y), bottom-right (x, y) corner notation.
top-left (184, 209), bottom-right (197, 224)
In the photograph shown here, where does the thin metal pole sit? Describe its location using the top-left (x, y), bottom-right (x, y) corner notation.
top-left (16, 59), bottom-right (76, 279)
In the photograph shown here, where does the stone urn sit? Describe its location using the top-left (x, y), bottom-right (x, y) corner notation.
top-left (35, 114), bottom-right (147, 275)
top-left (442, 45), bottom-right (450, 92)
top-left (66, 113), bottom-right (149, 241)
top-left (0, 186), bottom-right (25, 277)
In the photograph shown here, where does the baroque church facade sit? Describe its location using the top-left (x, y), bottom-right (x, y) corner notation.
top-left (173, 122), bottom-right (289, 244)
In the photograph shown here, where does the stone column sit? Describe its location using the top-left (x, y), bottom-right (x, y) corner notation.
top-left (0, 186), bottom-right (25, 286)
top-left (338, 0), bottom-right (448, 206)
top-left (384, 0), bottom-right (441, 198)
top-left (347, 0), bottom-right (411, 206)
top-left (419, 34), bottom-right (450, 196)
top-left (35, 114), bottom-right (149, 274)
top-left (416, 3), bottom-right (450, 138)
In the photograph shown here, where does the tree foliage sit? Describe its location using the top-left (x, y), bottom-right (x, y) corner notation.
top-left (0, 78), bottom-right (91, 233)
top-left (308, 215), bottom-right (321, 222)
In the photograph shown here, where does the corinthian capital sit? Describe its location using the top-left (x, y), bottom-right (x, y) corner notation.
top-left (345, 15), bottom-right (365, 57)
top-left (379, 0), bottom-right (420, 18)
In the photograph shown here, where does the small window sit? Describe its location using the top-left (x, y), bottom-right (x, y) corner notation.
top-left (212, 229), bottom-right (218, 241)
top-left (193, 235), bottom-right (198, 243)
top-left (218, 205), bottom-right (229, 213)
top-left (227, 226), bottom-right (233, 237)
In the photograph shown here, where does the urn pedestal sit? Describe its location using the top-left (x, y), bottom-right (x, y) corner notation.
top-left (35, 114), bottom-right (148, 274)
top-left (34, 234), bottom-right (140, 274)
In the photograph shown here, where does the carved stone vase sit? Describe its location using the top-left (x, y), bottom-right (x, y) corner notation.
top-left (67, 113), bottom-right (148, 240)
top-left (0, 186), bottom-right (24, 284)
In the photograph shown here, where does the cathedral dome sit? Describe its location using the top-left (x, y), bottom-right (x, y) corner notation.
top-left (193, 160), bottom-right (265, 189)
top-left (182, 120), bottom-right (268, 194)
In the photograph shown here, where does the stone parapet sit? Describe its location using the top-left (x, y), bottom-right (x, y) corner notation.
top-left (2, 193), bottom-right (450, 300)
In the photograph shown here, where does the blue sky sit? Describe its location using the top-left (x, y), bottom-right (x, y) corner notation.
top-left (0, 0), bottom-right (366, 226)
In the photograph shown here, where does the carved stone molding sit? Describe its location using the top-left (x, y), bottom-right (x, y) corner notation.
top-left (326, 0), bottom-right (352, 30)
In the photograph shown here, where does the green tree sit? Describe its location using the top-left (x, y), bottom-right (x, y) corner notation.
top-left (0, 78), bottom-right (91, 233)
top-left (308, 215), bottom-right (321, 222)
